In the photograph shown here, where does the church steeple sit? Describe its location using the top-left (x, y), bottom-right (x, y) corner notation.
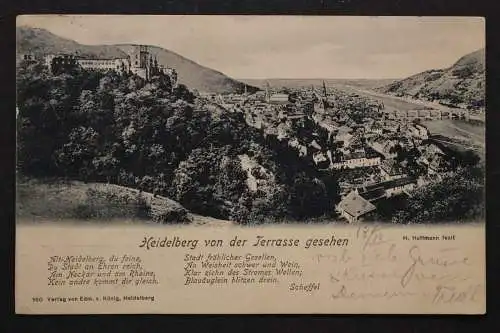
top-left (265, 82), bottom-right (270, 103)
top-left (322, 80), bottom-right (328, 109)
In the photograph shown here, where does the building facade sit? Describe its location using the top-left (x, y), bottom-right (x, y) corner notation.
top-left (77, 58), bottom-right (130, 73)
top-left (410, 124), bottom-right (429, 140)
top-left (336, 189), bottom-right (376, 223)
top-left (42, 45), bottom-right (175, 83)
top-left (331, 156), bottom-right (381, 169)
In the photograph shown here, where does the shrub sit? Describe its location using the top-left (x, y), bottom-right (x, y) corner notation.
top-left (153, 209), bottom-right (190, 224)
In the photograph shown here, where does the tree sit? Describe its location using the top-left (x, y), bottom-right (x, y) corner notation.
top-left (392, 166), bottom-right (484, 224)
top-left (289, 172), bottom-right (330, 219)
top-left (54, 126), bottom-right (100, 181)
top-left (173, 84), bottom-right (194, 103)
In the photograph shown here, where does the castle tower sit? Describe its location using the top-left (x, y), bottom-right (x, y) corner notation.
top-left (129, 45), bottom-right (150, 80)
top-left (130, 45), bottom-right (148, 68)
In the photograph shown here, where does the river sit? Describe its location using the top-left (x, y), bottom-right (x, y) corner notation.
top-left (335, 84), bottom-right (485, 151)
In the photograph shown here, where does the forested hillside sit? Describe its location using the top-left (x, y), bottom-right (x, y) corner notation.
top-left (16, 61), bottom-right (339, 224)
top-left (377, 48), bottom-right (485, 109)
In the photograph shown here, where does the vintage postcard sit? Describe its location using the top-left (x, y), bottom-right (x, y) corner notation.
top-left (15, 15), bottom-right (486, 314)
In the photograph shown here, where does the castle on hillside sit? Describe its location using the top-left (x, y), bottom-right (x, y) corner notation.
top-left (37, 45), bottom-right (177, 85)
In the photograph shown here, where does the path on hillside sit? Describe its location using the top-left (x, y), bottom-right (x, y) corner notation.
top-left (431, 138), bottom-right (483, 152)
top-left (347, 86), bottom-right (460, 112)
top-left (445, 122), bottom-right (484, 143)
top-left (94, 183), bottom-right (234, 226)
top-left (339, 84), bottom-right (471, 114)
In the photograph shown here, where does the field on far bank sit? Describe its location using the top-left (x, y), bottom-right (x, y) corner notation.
top-left (239, 78), bottom-right (396, 90)
top-left (336, 84), bottom-right (429, 112)
top-left (423, 120), bottom-right (485, 148)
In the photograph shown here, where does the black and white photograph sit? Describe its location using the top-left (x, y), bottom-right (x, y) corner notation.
top-left (16, 15), bottom-right (485, 226)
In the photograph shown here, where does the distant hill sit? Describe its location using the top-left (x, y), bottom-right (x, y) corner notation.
top-left (16, 26), bottom-right (128, 59)
top-left (16, 26), bottom-right (258, 94)
top-left (240, 78), bottom-right (396, 91)
top-left (376, 49), bottom-right (485, 109)
top-left (116, 45), bottom-right (259, 94)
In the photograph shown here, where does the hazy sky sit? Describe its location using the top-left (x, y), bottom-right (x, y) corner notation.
top-left (17, 15), bottom-right (485, 79)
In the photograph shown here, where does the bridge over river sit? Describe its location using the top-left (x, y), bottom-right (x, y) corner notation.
top-left (336, 84), bottom-right (485, 151)
top-left (338, 84), bottom-right (484, 122)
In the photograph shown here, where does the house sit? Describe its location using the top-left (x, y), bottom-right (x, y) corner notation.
top-left (268, 93), bottom-right (289, 104)
top-left (334, 125), bottom-right (354, 147)
top-left (417, 143), bottom-right (445, 166)
top-left (410, 124), bottom-right (429, 140)
top-left (336, 190), bottom-right (377, 223)
top-left (331, 150), bottom-right (381, 169)
top-left (381, 122), bottom-right (400, 133)
top-left (369, 123), bottom-right (383, 135)
top-left (379, 159), bottom-right (405, 180)
top-left (276, 123), bottom-right (291, 140)
top-left (342, 135), bottom-right (364, 151)
top-left (427, 155), bottom-right (451, 175)
top-left (309, 140), bottom-right (322, 152)
top-left (418, 142), bottom-right (444, 157)
top-left (382, 177), bottom-right (417, 197)
top-left (358, 186), bottom-right (387, 202)
top-left (362, 118), bottom-right (375, 130)
top-left (369, 138), bottom-right (398, 159)
top-left (356, 176), bottom-right (416, 199)
top-left (313, 152), bottom-right (330, 169)
top-left (397, 136), bottom-right (415, 149)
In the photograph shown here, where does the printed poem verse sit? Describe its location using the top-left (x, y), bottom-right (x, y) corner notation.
top-left (184, 252), bottom-right (303, 287)
top-left (48, 255), bottom-right (159, 287)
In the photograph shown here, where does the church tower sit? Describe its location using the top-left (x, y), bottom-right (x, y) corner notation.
top-left (265, 82), bottom-right (270, 103)
top-left (154, 56), bottom-right (159, 74)
top-left (322, 80), bottom-right (328, 109)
